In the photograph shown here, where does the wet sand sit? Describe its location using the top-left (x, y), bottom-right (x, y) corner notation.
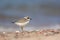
top-left (0, 29), bottom-right (60, 40)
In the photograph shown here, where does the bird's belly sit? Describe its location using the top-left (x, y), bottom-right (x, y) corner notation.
top-left (15, 21), bottom-right (29, 26)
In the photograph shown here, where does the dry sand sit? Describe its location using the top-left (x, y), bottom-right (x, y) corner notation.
top-left (0, 29), bottom-right (60, 40)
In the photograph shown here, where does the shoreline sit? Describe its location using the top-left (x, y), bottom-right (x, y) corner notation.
top-left (0, 29), bottom-right (60, 40)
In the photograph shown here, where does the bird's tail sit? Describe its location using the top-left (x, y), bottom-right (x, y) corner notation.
top-left (11, 21), bottom-right (17, 23)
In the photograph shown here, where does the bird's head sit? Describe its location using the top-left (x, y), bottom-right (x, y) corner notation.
top-left (24, 16), bottom-right (32, 21)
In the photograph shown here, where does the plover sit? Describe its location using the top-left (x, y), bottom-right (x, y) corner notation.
top-left (12, 16), bottom-right (32, 32)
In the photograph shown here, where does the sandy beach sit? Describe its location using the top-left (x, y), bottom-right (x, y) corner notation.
top-left (0, 29), bottom-right (60, 40)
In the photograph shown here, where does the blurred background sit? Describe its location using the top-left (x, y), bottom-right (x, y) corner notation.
top-left (0, 0), bottom-right (60, 32)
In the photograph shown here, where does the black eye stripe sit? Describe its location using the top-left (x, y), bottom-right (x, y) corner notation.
top-left (27, 17), bottom-right (29, 19)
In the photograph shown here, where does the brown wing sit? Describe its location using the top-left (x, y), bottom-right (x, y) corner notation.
top-left (16, 18), bottom-right (28, 23)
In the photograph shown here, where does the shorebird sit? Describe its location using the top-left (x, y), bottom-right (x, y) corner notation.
top-left (12, 16), bottom-right (32, 32)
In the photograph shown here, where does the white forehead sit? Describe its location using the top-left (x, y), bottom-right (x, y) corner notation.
top-left (24, 16), bottom-right (29, 18)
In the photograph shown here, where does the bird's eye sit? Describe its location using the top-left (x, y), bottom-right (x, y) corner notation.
top-left (27, 17), bottom-right (29, 19)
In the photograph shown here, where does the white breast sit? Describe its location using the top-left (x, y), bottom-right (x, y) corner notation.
top-left (15, 21), bottom-right (30, 26)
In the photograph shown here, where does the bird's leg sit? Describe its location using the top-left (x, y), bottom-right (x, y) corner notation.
top-left (21, 26), bottom-right (24, 32)
top-left (21, 26), bottom-right (24, 37)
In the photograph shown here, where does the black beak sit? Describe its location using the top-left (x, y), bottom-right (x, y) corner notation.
top-left (30, 18), bottom-right (32, 20)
